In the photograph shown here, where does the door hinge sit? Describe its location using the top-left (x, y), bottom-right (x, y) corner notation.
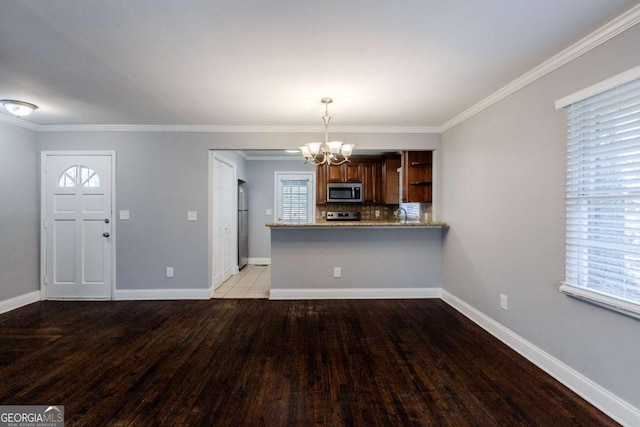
top-left (44, 220), bottom-right (48, 230)
top-left (43, 275), bottom-right (47, 285)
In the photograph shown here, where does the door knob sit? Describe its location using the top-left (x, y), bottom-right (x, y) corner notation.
top-left (103, 232), bottom-right (110, 238)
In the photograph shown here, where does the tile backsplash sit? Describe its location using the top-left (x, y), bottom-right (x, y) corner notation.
top-left (316, 203), bottom-right (432, 222)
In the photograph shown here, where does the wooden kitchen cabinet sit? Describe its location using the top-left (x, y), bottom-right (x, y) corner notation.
top-left (327, 163), bottom-right (344, 182)
top-left (345, 163), bottom-right (362, 182)
top-left (317, 155), bottom-right (383, 204)
top-left (326, 161), bottom-right (363, 183)
top-left (402, 151), bottom-right (433, 203)
top-left (382, 154), bottom-right (401, 204)
top-left (361, 162), bottom-right (382, 204)
top-left (316, 162), bottom-right (328, 205)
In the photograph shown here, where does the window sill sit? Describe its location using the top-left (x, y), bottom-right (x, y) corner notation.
top-left (560, 284), bottom-right (640, 321)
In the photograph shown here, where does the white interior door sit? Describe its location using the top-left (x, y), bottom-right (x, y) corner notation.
top-left (212, 157), bottom-right (235, 288)
top-left (222, 163), bottom-right (234, 280)
top-left (42, 153), bottom-right (114, 299)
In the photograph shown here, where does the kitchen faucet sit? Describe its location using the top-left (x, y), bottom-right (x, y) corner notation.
top-left (395, 207), bottom-right (408, 223)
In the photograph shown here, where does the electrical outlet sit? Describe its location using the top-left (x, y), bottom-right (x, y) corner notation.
top-left (333, 267), bottom-right (341, 278)
top-left (500, 294), bottom-right (508, 310)
top-left (119, 210), bottom-right (130, 220)
top-left (321, 211), bottom-right (326, 218)
top-left (187, 211), bottom-right (197, 221)
top-left (166, 267), bottom-right (174, 278)
top-left (375, 210), bottom-right (380, 218)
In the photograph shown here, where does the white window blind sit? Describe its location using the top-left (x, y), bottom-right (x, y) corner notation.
top-left (281, 179), bottom-right (310, 224)
top-left (560, 75), bottom-right (640, 318)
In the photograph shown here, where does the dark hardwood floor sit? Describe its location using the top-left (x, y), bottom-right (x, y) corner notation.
top-left (0, 299), bottom-right (618, 426)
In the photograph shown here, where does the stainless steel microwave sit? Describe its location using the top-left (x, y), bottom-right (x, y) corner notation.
top-left (327, 183), bottom-right (363, 203)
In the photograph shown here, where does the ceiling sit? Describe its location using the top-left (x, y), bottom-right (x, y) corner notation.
top-left (0, 1), bottom-right (638, 129)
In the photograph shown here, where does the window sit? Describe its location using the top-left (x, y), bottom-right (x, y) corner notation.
top-left (556, 66), bottom-right (640, 319)
top-left (397, 167), bottom-right (420, 220)
top-left (58, 165), bottom-right (100, 188)
top-left (275, 172), bottom-right (315, 224)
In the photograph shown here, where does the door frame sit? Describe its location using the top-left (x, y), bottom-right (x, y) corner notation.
top-left (273, 171), bottom-right (316, 223)
top-left (40, 151), bottom-right (117, 300)
top-left (208, 151), bottom-right (238, 295)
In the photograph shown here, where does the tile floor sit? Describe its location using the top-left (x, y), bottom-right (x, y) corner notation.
top-left (214, 264), bottom-right (270, 299)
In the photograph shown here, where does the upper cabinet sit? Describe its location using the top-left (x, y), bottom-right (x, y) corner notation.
top-left (361, 162), bottom-right (382, 204)
top-left (317, 156), bottom-right (383, 205)
top-left (326, 161), bottom-right (365, 183)
top-left (381, 154), bottom-right (401, 205)
top-left (402, 151), bottom-right (433, 203)
top-left (316, 163), bottom-right (328, 204)
top-left (317, 151), bottom-right (433, 205)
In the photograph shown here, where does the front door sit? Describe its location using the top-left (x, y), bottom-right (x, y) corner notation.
top-left (42, 152), bottom-right (114, 299)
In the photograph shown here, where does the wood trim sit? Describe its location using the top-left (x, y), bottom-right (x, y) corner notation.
top-left (114, 288), bottom-right (211, 300)
top-left (269, 288), bottom-right (441, 300)
top-left (0, 291), bottom-right (40, 314)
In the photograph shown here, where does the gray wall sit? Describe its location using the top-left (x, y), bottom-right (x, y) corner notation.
top-left (245, 159), bottom-right (315, 259)
top-left (441, 24), bottom-right (640, 408)
top-left (271, 227), bottom-right (442, 290)
top-left (0, 121), bottom-right (39, 300)
top-left (37, 131), bottom-right (438, 291)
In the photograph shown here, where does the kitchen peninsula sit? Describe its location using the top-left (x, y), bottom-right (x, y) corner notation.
top-left (266, 221), bottom-right (446, 299)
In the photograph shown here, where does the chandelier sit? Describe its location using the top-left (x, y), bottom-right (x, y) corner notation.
top-left (299, 98), bottom-right (354, 166)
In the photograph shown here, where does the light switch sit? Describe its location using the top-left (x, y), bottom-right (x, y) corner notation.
top-left (266, 208), bottom-right (273, 216)
top-left (187, 211), bottom-right (197, 221)
top-left (119, 210), bottom-right (130, 220)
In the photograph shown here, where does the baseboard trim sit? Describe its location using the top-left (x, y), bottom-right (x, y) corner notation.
top-left (114, 288), bottom-right (211, 300)
top-left (248, 257), bottom-right (271, 265)
top-left (270, 287), bottom-right (441, 300)
top-left (440, 290), bottom-right (640, 427)
top-left (0, 291), bottom-right (41, 314)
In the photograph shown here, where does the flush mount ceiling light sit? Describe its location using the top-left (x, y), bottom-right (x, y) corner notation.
top-left (0, 99), bottom-right (38, 117)
top-left (300, 98), bottom-right (354, 166)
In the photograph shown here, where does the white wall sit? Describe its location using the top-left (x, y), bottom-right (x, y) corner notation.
top-left (441, 24), bottom-right (640, 409)
top-left (0, 121), bottom-right (39, 301)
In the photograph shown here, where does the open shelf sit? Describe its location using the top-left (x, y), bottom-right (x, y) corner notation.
top-left (402, 151), bottom-right (433, 203)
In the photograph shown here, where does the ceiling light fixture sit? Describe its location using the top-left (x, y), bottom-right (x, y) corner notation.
top-left (299, 98), bottom-right (354, 166)
top-left (0, 100), bottom-right (38, 117)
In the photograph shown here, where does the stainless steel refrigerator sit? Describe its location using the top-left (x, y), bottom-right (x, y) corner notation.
top-left (238, 183), bottom-right (249, 270)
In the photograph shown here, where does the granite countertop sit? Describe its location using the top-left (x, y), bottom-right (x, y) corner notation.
top-left (266, 221), bottom-right (447, 228)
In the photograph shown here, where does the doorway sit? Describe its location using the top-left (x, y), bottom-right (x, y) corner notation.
top-left (40, 151), bottom-right (116, 299)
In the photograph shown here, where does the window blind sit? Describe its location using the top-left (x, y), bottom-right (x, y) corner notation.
top-left (281, 179), bottom-right (309, 224)
top-left (561, 76), bottom-right (640, 317)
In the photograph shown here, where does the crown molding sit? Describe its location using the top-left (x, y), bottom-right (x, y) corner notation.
top-left (244, 155), bottom-right (302, 161)
top-left (18, 123), bottom-right (441, 134)
top-left (2, 6), bottom-right (638, 136)
top-left (0, 113), bottom-right (40, 131)
top-left (440, 4), bottom-right (640, 132)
